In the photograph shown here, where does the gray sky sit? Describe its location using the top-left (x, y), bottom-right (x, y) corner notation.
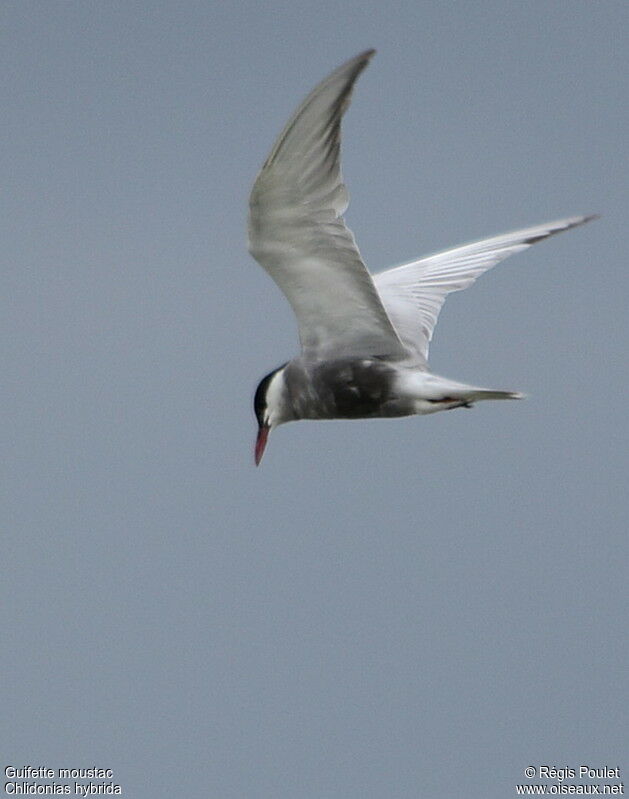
top-left (3, 2), bottom-right (628, 797)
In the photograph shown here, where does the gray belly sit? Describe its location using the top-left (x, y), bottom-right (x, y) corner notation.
top-left (285, 358), bottom-right (411, 420)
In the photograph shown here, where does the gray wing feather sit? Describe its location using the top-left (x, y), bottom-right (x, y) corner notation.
top-left (374, 215), bottom-right (597, 366)
top-left (248, 50), bottom-right (405, 359)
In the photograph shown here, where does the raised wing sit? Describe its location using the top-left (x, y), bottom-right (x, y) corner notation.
top-left (248, 50), bottom-right (405, 360)
top-left (374, 215), bottom-right (597, 366)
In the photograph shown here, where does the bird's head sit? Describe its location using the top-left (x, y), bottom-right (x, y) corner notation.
top-left (253, 364), bottom-right (291, 465)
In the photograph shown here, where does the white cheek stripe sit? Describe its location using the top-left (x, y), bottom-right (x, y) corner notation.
top-left (265, 369), bottom-right (286, 427)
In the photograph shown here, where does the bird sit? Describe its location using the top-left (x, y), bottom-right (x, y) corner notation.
top-left (248, 49), bottom-right (596, 465)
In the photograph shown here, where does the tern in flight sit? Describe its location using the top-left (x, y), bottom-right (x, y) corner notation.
top-left (248, 49), bottom-right (596, 465)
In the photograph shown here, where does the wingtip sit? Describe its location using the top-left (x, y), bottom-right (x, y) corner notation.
top-left (348, 48), bottom-right (377, 67)
top-left (582, 213), bottom-right (600, 224)
top-left (568, 213), bottom-right (600, 229)
top-left (525, 213), bottom-right (600, 244)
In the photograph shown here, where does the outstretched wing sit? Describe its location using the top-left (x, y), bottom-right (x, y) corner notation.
top-left (374, 215), bottom-right (597, 366)
top-left (248, 50), bottom-right (405, 360)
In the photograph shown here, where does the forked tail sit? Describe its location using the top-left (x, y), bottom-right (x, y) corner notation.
top-left (468, 389), bottom-right (525, 401)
